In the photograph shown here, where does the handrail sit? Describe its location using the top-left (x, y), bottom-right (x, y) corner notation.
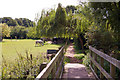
top-left (89, 46), bottom-right (120, 80)
top-left (89, 46), bottom-right (120, 69)
top-left (35, 45), bottom-right (65, 80)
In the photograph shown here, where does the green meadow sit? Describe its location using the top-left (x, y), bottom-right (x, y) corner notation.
top-left (1, 39), bottom-right (61, 63)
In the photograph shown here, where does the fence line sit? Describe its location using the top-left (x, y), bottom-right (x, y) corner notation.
top-left (35, 44), bottom-right (67, 80)
top-left (89, 46), bottom-right (120, 80)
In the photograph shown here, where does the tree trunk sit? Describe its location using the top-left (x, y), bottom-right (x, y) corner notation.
top-left (78, 35), bottom-right (86, 55)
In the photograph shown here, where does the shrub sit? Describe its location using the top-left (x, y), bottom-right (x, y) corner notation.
top-left (85, 26), bottom-right (115, 54)
top-left (74, 53), bottom-right (85, 60)
top-left (64, 56), bottom-right (70, 64)
top-left (2, 51), bottom-right (50, 79)
top-left (82, 53), bottom-right (90, 67)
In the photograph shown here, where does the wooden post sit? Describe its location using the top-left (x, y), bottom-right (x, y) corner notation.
top-left (62, 49), bottom-right (64, 74)
top-left (56, 54), bottom-right (61, 78)
top-left (99, 49), bottom-right (104, 79)
top-left (110, 54), bottom-right (116, 79)
top-left (90, 50), bottom-right (93, 68)
top-left (100, 57), bottom-right (104, 79)
top-left (51, 65), bottom-right (56, 79)
top-left (40, 62), bottom-right (47, 72)
top-left (94, 53), bottom-right (97, 75)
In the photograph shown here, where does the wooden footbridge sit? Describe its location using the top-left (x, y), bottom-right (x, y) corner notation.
top-left (35, 44), bottom-right (120, 80)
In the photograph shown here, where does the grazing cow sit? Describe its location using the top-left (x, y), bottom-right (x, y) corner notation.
top-left (35, 40), bottom-right (44, 47)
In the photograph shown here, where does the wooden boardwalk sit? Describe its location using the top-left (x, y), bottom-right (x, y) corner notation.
top-left (62, 44), bottom-right (95, 79)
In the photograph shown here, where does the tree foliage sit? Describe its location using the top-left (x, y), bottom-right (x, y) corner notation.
top-left (88, 2), bottom-right (120, 50)
top-left (37, 3), bottom-right (67, 38)
top-left (1, 17), bottom-right (18, 26)
top-left (10, 26), bottom-right (28, 39)
top-left (0, 23), bottom-right (11, 38)
top-left (66, 5), bottom-right (77, 14)
top-left (27, 27), bottom-right (37, 39)
top-left (52, 3), bottom-right (67, 37)
top-left (1, 17), bottom-right (35, 27)
top-left (36, 9), bottom-right (56, 38)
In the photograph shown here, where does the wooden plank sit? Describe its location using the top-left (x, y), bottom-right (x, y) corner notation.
top-left (89, 46), bottom-right (120, 69)
top-left (89, 55), bottom-right (114, 80)
top-left (89, 65), bottom-right (100, 80)
top-left (35, 46), bottom-right (64, 79)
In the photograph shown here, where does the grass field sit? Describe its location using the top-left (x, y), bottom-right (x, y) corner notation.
top-left (1, 39), bottom-right (62, 63)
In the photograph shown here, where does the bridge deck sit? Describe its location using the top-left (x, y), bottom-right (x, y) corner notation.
top-left (62, 63), bottom-right (94, 79)
top-left (62, 43), bottom-right (95, 79)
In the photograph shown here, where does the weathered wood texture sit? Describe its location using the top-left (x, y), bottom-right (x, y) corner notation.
top-left (89, 46), bottom-right (120, 69)
top-left (89, 46), bottom-right (120, 80)
top-left (35, 44), bottom-right (67, 80)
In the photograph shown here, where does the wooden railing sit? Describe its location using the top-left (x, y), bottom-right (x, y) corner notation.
top-left (89, 46), bottom-right (120, 80)
top-left (35, 45), bottom-right (66, 80)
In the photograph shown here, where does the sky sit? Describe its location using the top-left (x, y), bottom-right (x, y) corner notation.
top-left (0, 0), bottom-right (79, 21)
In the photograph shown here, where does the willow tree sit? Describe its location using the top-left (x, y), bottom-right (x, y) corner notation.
top-left (64, 4), bottom-right (91, 54)
top-left (36, 9), bottom-right (56, 38)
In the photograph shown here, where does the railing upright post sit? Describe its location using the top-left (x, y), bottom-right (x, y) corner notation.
top-left (100, 57), bottom-right (104, 79)
top-left (90, 50), bottom-right (93, 68)
top-left (51, 65), bottom-right (56, 79)
top-left (60, 48), bottom-right (64, 78)
top-left (99, 50), bottom-right (104, 79)
top-left (94, 53), bottom-right (97, 75)
top-left (110, 54), bottom-right (116, 79)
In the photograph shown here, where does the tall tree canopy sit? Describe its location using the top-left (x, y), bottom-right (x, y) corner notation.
top-left (37, 3), bottom-right (67, 38)
top-left (66, 5), bottom-right (77, 14)
top-left (88, 2), bottom-right (120, 50)
top-left (52, 3), bottom-right (67, 37)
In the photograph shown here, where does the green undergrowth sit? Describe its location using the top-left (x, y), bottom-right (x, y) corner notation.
top-left (82, 53), bottom-right (90, 67)
top-left (2, 51), bottom-right (50, 79)
top-left (64, 56), bottom-right (70, 64)
top-left (74, 54), bottom-right (85, 60)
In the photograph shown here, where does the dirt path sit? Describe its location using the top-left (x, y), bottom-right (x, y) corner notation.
top-left (62, 43), bottom-right (95, 79)
top-left (65, 43), bottom-right (82, 63)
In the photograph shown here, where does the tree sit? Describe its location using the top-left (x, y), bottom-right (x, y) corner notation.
top-left (36, 3), bottom-right (67, 38)
top-left (88, 2), bottom-right (120, 50)
top-left (37, 8), bottom-right (56, 38)
top-left (65, 4), bottom-right (91, 53)
top-left (10, 26), bottom-right (27, 39)
top-left (15, 18), bottom-right (23, 26)
top-left (1, 17), bottom-right (35, 27)
top-left (0, 23), bottom-right (11, 40)
top-left (53, 3), bottom-right (67, 37)
top-left (1, 17), bottom-right (18, 26)
top-left (27, 27), bottom-right (37, 39)
top-left (66, 5), bottom-right (77, 14)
